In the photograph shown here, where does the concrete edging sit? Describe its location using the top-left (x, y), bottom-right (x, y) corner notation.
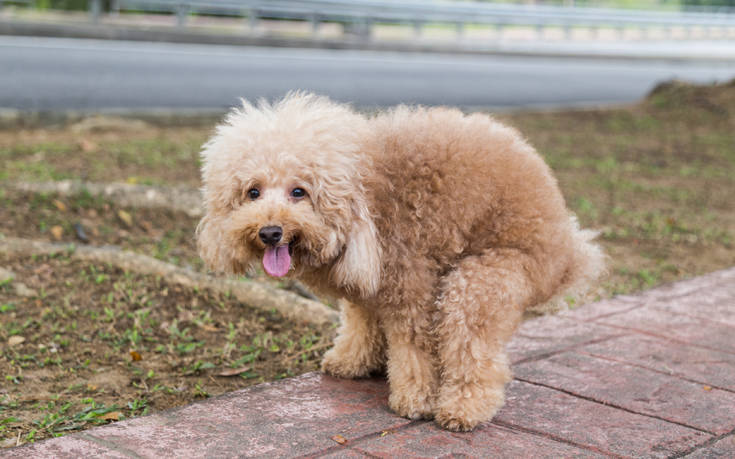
top-left (0, 236), bottom-right (339, 326)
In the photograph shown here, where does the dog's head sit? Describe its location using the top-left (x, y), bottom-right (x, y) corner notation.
top-left (197, 92), bottom-right (381, 297)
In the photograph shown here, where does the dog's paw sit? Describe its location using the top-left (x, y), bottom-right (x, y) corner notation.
top-left (434, 409), bottom-right (479, 432)
top-left (320, 348), bottom-right (373, 379)
top-left (434, 385), bottom-right (504, 432)
top-left (388, 390), bottom-right (435, 420)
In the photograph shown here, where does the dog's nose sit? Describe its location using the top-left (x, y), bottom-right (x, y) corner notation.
top-left (258, 226), bottom-right (283, 245)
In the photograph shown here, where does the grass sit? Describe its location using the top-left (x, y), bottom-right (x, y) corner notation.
top-left (0, 118), bottom-right (207, 186)
top-left (0, 252), bottom-right (331, 447)
top-left (1, 79), bottom-right (734, 447)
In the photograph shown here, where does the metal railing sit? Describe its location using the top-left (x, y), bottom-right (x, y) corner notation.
top-left (19, 0), bottom-right (735, 39)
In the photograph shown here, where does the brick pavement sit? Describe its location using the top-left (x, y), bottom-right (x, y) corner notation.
top-left (5, 267), bottom-right (734, 458)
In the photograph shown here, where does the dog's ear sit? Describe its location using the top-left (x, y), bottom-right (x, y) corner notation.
top-left (196, 213), bottom-right (252, 274)
top-left (196, 213), bottom-right (230, 272)
top-left (331, 200), bottom-right (381, 297)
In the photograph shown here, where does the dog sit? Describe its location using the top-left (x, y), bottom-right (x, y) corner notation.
top-left (197, 92), bottom-right (605, 431)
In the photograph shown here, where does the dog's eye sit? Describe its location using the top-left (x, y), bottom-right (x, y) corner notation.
top-left (247, 188), bottom-right (260, 200)
top-left (291, 188), bottom-right (306, 199)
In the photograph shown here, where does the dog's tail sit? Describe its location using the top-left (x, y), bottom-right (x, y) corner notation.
top-left (528, 216), bottom-right (607, 315)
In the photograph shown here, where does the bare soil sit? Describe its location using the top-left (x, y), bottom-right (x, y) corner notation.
top-left (0, 189), bottom-right (202, 270)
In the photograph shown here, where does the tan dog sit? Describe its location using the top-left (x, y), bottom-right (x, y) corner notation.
top-left (197, 93), bottom-right (605, 431)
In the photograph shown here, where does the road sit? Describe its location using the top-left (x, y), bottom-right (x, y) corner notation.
top-left (2, 35), bottom-right (734, 111)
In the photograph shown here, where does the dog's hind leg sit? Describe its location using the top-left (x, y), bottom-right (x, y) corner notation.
top-left (321, 300), bottom-right (386, 378)
top-left (433, 248), bottom-right (535, 431)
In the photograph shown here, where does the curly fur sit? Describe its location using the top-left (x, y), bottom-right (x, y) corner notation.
top-left (197, 92), bottom-right (606, 431)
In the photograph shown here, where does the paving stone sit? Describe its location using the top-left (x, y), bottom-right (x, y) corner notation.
top-left (556, 295), bottom-right (641, 321)
top-left (595, 306), bottom-right (735, 354)
top-left (558, 268), bottom-right (735, 324)
top-left (495, 380), bottom-right (712, 458)
top-left (515, 351), bottom-right (735, 435)
top-left (634, 267), bottom-right (735, 302)
top-left (508, 315), bottom-right (624, 364)
top-left (685, 433), bottom-right (735, 458)
top-left (2, 434), bottom-right (128, 458)
top-left (562, 267), bottom-right (735, 324)
top-left (648, 287), bottom-right (735, 327)
top-left (80, 373), bottom-right (410, 458)
top-left (579, 334), bottom-right (735, 391)
top-left (349, 420), bottom-right (605, 458)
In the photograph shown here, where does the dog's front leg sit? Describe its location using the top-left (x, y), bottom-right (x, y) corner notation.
top-left (379, 305), bottom-right (438, 420)
top-left (321, 300), bottom-right (386, 378)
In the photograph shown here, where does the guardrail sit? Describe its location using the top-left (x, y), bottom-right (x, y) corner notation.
top-left (11, 0), bottom-right (735, 40)
top-left (109, 0), bottom-right (735, 38)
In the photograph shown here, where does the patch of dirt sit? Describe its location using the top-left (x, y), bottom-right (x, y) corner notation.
top-left (0, 252), bottom-right (333, 446)
top-left (0, 189), bottom-right (201, 269)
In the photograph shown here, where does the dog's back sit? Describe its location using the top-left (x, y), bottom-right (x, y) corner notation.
top-left (363, 105), bottom-right (605, 311)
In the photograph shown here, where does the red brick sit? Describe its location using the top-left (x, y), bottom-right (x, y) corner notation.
top-left (515, 351), bottom-right (735, 435)
top-left (579, 334), bottom-right (735, 391)
top-left (508, 315), bottom-right (623, 364)
top-left (83, 373), bottom-right (410, 458)
top-left (595, 306), bottom-right (735, 354)
top-left (685, 434), bottom-right (735, 458)
top-left (350, 420), bottom-right (605, 458)
top-left (495, 380), bottom-right (711, 458)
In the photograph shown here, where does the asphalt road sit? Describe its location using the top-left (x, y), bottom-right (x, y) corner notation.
top-left (2, 35), bottom-right (734, 111)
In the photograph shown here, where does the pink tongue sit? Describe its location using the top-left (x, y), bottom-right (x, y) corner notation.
top-left (263, 245), bottom-right (291, 277)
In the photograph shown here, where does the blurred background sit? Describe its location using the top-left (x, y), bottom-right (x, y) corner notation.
top-left (1, 0), bottom-right (735, 448)
top-left (1, 0), bottom-right (734, 110)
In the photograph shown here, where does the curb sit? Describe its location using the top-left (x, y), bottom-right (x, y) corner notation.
top-left (9, 180), bottom-right (203, 217)
top-left (0, 236), bottom-right (339, 326)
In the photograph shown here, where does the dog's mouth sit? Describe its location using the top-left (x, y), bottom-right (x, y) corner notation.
top-left (262, 239), bottom-right (297, 277)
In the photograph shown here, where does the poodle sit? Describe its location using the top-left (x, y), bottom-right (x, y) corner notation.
top-left (196, 92), bottom-right (605, 431)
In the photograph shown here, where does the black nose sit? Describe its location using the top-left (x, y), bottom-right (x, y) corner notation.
top-left (258, 226), bottom-right (283, 245)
